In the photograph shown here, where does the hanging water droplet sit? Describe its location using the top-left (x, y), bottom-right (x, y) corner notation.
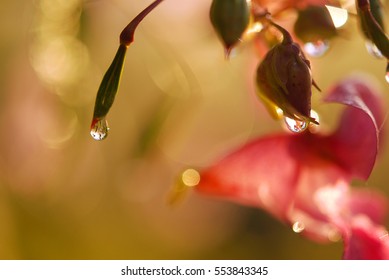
top-left (304, 40), bottom-right (330, 57)
top-left (284, 117), bottom-right (308, 133)
top-left (365, 41), bottom-right (383, 59)
top-left (292, 221), bottom-right (305, 233)
top-left (90, 118), bottom-right (109, 141)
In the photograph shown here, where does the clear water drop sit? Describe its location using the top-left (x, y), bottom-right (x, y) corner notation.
top-left (292, 221), bottom-right (305, 233)
top-left (365, 41), bottom-right (383, 59)
top-left (304, 40), bottom-right (330, 57)
top-left (90, 118), bottom-right (109, 141)
top-left (284, 117), bottom-right (308, 133)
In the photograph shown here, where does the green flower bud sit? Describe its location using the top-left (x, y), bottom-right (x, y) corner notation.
top-left (256, 24), bottom-right (320, 124)
top-left (92, 44), bottom-right (127, 120)
top-left (210, 0), bottom-right (250, 56)
top-left (294, 6), bottom-right (337, 43)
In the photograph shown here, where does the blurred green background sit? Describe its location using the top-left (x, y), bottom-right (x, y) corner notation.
top-left (0, 0), bottom-right (388, 259)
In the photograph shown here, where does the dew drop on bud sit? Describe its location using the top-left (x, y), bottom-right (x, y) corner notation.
top-left (90, 118), bottom-right (109, 141)
top-left (292, 221), bottom-right (305, 233)
top-left (365, 41), bottom-right (384, 59)
top-left (304, 40), bottom-right (329, 57)
top-left (284, 117), bottom-right (308, 133)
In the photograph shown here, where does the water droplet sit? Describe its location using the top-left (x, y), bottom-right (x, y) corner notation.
top-left (284, 117), bottom-right (308, 133)
top-left (365, 41), bottom-right (383, 59)
top-left (90, 118), bottom-right (109, 141)
top-left (385, 64), bottom-right (389, 84)
top-left (292, 221), bottom-right (305, 233)
top-left (304, 40), bottom-right (330, 57)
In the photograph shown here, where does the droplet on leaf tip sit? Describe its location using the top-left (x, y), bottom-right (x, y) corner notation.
top-left (90, 118), bottom-right (109, 141)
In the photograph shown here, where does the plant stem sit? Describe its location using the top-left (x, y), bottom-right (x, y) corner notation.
top-left (268, 20), bottom-right (293, 44)
top-left (120, 0), bottom-right (165, 47)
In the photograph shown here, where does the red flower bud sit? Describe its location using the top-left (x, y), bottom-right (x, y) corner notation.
top-left (256, 22), bottom-right (320, 124)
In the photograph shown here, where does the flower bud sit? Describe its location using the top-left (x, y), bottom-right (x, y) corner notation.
top-left (356, 0), bottom-right (389, 59)
top-left (256, 27), bottom-right (319, 124)
top-left (210, 0), bottom-right (250, 56)
top-left (92, 44), bottom-right (127, 120)
top-left (294, 6), bottom-right (337, 43)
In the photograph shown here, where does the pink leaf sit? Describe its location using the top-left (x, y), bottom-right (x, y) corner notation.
top-left (197, 134), bottom-right (301, 220)
top-left (343, 216), bottom-right (389, 260)
top-left (347, 189), bottom-right (388, 225)
top-left (324, 77), bottom-right (384, 180)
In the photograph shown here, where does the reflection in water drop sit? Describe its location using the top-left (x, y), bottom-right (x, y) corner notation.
top-left (292, 221), bottom-right (305, 233)
top-left (284, 117), bottom-right (308, 133)
top-left (304, 40), bottom-right (330, 57)
top-left (90, 118), bottom-right (109, 141)
top-left (365, 41), bottom-right (383, 59)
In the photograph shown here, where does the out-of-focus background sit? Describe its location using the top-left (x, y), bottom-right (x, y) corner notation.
top-left (0, 0), bottom-right (388, 259)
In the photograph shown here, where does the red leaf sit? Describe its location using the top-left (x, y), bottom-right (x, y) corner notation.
top-left (324, 77), bottom-right (384, 180)
top-left (343, 216), bottom-right (389, 260)
top-left (197, 134), bottom-right (301, 220)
